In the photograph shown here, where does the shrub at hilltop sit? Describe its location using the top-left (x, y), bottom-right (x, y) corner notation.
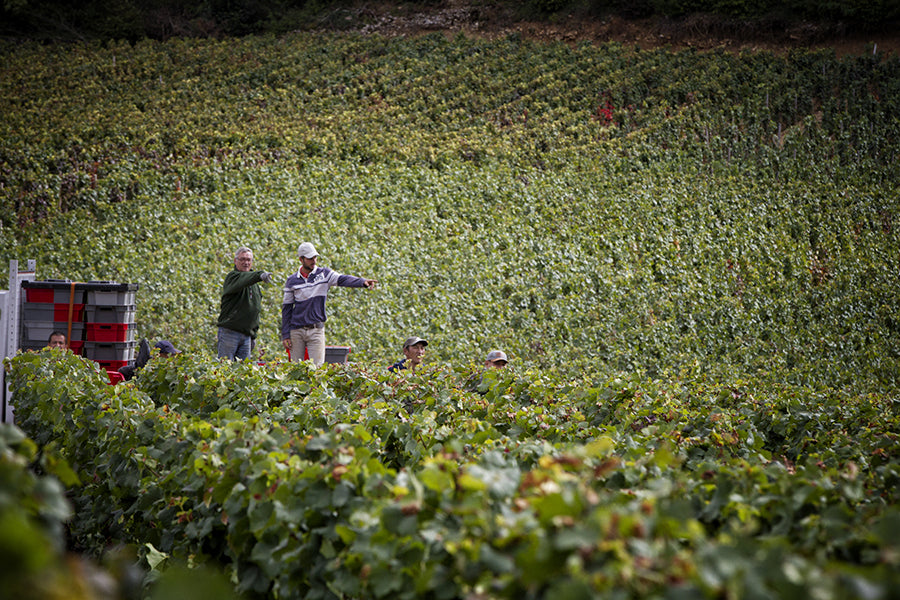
top-left (2, 0), bottom-right (898, 40)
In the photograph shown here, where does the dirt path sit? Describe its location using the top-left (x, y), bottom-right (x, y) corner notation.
top-left (345, 2), bottom-right (899, 57)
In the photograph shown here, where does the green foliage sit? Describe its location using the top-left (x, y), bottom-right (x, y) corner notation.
top-left (0, 35), bottom-right (897, 390)
top-left (6, 351), bottom-right (900, 598)
top-left (0, 421), bottom-right (115, 599)
top-left (1, 30), bottom-right (899, 599)
top-left (0, 423), bottom-right (71, 585)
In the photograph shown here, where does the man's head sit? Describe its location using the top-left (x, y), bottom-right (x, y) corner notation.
top-left (402, 336), bottom-right (428, 368)
top-left (234, 246), bottom-right (254, 272)
top-left (47, 331), bottom-right (66, 349)
top-left (154, 340), bottom-right (181, 357)
top-left (297, 242), bottom-right (319, 272)
top-left (485, 350), bottom-right (508, 368)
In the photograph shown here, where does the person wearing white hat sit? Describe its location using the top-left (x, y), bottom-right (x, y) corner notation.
top-left (484, 350), bottom-right (508, 368)
top-left (281, 242), bottom-right (377, 366)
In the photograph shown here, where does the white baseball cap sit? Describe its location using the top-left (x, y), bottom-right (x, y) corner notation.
top-left (297, 242), bottom-right (319, 258)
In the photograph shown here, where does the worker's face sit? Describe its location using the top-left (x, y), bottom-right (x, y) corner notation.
top-left (486, 359), bottom-right (507, 369)
top-left (403, 342), bottom-right (426, 365)
top-left (235, 251), bottom-right (253, 272)
top-left (48, 334), bottom-right (66, 349)
top-left (300, 255), bottom-right (318, 272)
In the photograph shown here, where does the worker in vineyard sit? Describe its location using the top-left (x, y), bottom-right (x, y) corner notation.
top-left (388, 337), bottom-right (428, 373)
top-left (153, 339), bottom-right (181, 357)
top-left (118, 339), bottom-right (181, 381)
top-left (461, 349), bottom-right (509, 393)
top-left (281, 242), bottom-right (377, 367)
top-left (217, 246), bottom-right (273, 360)
top-left (484, 349), bottom-right (508, 368)
top-left (46, 331), bottom-right (66, 349)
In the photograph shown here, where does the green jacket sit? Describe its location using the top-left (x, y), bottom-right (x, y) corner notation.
top-left (217, 269), bottom-right (264, 338)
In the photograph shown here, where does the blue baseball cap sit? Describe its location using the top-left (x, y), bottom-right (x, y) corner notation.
top-left (155, 340), bottom-right (181, 355)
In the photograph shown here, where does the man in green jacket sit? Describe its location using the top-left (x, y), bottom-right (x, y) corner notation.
top-left (217, 246), bottom-right (272, 360)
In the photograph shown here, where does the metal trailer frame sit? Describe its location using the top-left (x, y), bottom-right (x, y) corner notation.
top-left (2, 259), bottom-right (36, 424)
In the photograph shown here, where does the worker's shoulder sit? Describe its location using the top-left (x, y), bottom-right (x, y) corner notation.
top-left (225, 269), bottom-right (262, 283)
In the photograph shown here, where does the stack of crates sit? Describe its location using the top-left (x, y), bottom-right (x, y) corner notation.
top-left (20, 280), bottom-right (89, 356)
top-left (83, 284), bottom-right (138, 371)
top-left (20, 280), bottom-right (139, 371)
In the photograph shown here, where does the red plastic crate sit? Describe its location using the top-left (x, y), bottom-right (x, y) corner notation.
top-left (69, 340), bottom-right (84, 355)
top-left (86, 323), bottom-right (133, 342)
top-left (95, 359), bottom-right (130, 371)
top-left (107, 370), bottom-right (125, 384)
top-left (25, 288), bottom-right (54, 303)
top-left (54, 303), bottom-right (84, 321)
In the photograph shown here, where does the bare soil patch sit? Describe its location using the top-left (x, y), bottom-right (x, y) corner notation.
top-left (340, 1), bottom-right (900, 57)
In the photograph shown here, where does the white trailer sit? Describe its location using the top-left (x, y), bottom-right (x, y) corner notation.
top-left (1, 259), bottom-right (37, 424)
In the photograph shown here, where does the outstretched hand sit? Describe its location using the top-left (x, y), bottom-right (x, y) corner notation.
top-left (364, 279), bottom-right (378, 290)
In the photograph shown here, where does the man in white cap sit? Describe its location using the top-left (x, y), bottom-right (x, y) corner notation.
top-left (389, 337), bottom-right (428, 373)
top-left (281, 242), bottom-right (377, 366)
top-left (485, 350), bottom-right (509, 368)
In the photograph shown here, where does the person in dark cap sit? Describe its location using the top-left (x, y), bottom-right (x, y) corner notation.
top-left (461, 349), bottom-right (511, 394)
top-left (154, 340), bottom-right (181, 356)
top-left (118, 339), bottom-right (181, 381)
top-left (388, 337), bottom-right (427, 374)
top-left (484, 350), bottom-right (508, 368)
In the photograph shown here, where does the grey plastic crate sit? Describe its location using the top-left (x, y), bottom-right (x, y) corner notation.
top-left (86, 284), bottom-right (138, 306)
top-left (85, 305), bottom-right (136, 324)
top-left (83, 341), bottom-right (136, 362)
top-left (22, 321), bottom-right (84, 343)
top-left (22, 302), bottom-right (85, 323)
top-left (19, 340), bottom-right (85, 355)
top-left (22, 304), bottom-right (53, 321)
top-left (324, 346), bottom-right (351, 364)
